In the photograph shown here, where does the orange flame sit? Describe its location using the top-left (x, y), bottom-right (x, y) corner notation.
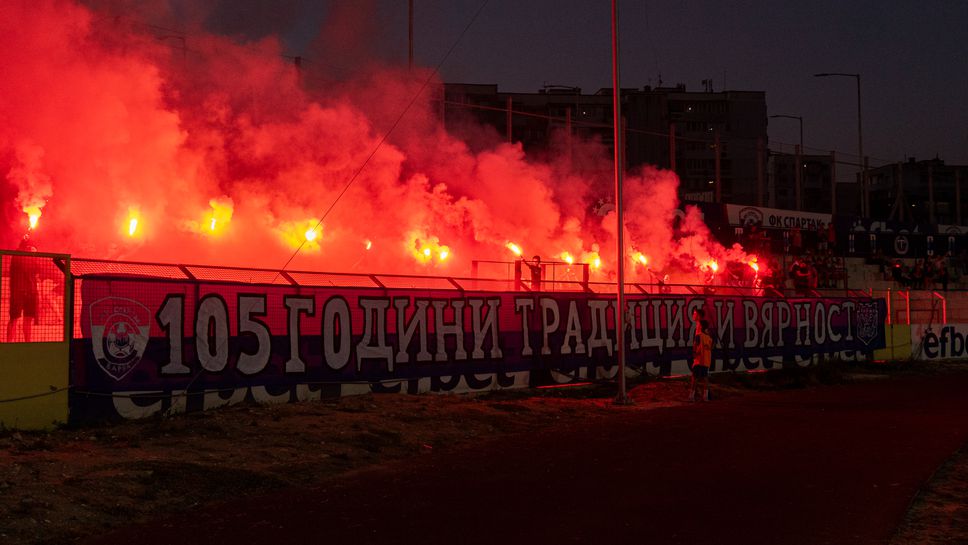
top-left (560, 251), bottom-right (574, 265)
top-left (128, 217), bottom-right (139, 236)
top-left (409, 233), bottom-right (451, 265)
top-left (277, 219), bottom-right (322, 250)
top-left (506, 242), bottom-right (523, 256)
top-left (25, 206), bottom-right (41, 230)
top-left (634, 252), bottom-right (648, 266)
top-left (203, 196), bottom-right (233, 235)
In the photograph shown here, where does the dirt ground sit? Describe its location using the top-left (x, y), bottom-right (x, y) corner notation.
top-left (1, 362), bottom-right (966, 545)
top-left (891, 442), bottom-right (968, 544)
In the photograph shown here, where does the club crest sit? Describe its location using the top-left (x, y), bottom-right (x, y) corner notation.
top-left (90, 297), bottom-right (151, 381)
top-left (893, 235), bottom-right (909, 255)
top-left (855, 301), bottom-right (880, 346)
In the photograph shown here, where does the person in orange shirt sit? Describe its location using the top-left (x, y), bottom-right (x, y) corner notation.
top-left (689, 319), bottom-right (713, 401)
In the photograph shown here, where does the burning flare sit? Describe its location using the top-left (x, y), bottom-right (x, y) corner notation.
top-left (127, 207), bottom-right (140, 237)
top-left (24, 206), bottom-right (41, 230)
top-left (205, 196), bottom-right (234, 235)
top-left (506, 242), bottom-right (523, 257)
top-left (409, 232), bottom-right (450, 265)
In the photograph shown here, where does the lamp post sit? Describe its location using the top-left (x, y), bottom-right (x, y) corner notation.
top-left (769, 114), bottom-right (802, 152)
top-left (813, 73), bottom-right (865, 216)
top-left (770, 114), bottom-right (803, 210)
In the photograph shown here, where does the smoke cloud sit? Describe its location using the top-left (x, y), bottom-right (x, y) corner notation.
top-left (0, 0), bottom-right (756, 284)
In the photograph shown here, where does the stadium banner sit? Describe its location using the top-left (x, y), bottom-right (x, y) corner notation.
top-left (832, 217), bottom-right (968, 258)
top-left (910, 324), bottom-right (968, 360)
top-left (724, 204), bottom-right (832, 230)
top-left (69, 278), bottom-right (887, 422)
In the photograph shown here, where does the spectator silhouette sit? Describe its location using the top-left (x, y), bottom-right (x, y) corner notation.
top-left (523, 255), bottom-right (542, 291)
top-left (7, 238), bottom-right (39, 342)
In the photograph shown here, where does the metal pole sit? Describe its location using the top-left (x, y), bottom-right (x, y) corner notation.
top-left (714, 130), bottom-right (721, 202)
top-left (611, 0), bottom-right (630, 405)
top-left (566, 107), bottom-right (573, 164)
top-left (756, 137), bottom-right (764, 207)
top-left (957, 170), bottom-right (962, 225)
top-left (856, 75), bottom-right (866, 217)
top-left (830, 150), bottom-right (837, 215)
top-left (813, 73), bottom-right (864, 215)
top-left (408, 0), bottom-right (414, 71)
top-left (799, 118), bottom-right (803, 153)
top-left (795, 144), bottom-right (802, 211)
top-left (506, 96), bottom-right (512, 143)
top-left (669, 123), bottom-right (676, 171)
top-left (928, 163), bottom-right (935, 225)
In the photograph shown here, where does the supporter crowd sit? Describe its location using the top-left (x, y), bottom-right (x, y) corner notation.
top-left (738, 218), bottom-right (965, 293)
top-left (873, 252), bottom-right (958, 291)
top-left (739, 220), bottom-right (845, 294)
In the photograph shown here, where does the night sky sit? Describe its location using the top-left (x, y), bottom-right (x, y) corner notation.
top-left (110, 0), bottom-right (968, 167)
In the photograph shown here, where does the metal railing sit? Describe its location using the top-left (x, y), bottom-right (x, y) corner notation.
top-left (70, 256), bottom-right (826, 299)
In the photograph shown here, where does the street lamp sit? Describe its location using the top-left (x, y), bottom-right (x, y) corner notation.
top-left (813, 73), bottom-right (865, 216)
top-left (769, 114), bottom-right (803, 152)
top-left (770, 114), bottom-right (804, 210)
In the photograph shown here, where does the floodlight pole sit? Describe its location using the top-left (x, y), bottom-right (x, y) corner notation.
top-left (611, 0), bottom-right (631, 405)
top-left (814, 73), bottom-right (864, 216)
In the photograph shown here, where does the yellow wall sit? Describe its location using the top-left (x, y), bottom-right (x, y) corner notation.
top-left (0, 342), bottom-right (69, 430)
top-left (873, 324), bottom-right (912, 361)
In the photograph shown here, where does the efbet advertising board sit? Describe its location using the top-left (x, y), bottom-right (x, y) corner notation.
top-left (70, 278), bottom-right (887, 422)
top-left (911, 324), bottom-right (968, 360)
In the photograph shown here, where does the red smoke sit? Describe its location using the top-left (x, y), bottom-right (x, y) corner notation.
top-left (0, 1), bottom-right (759, 284)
